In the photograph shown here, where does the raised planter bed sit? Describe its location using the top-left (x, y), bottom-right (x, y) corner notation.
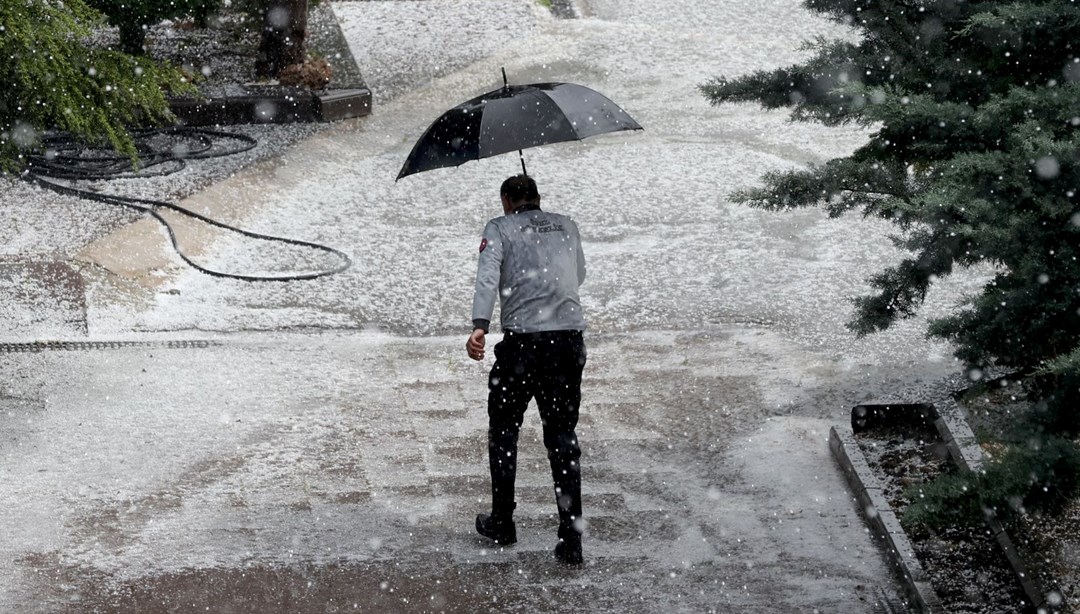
top-left (831, 400), bottom-right (1068, 613)
top-left (141, 4), bottom-right (372, 126)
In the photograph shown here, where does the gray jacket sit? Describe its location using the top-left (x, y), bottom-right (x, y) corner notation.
top-left (472, 207), bottom-right (587, 333)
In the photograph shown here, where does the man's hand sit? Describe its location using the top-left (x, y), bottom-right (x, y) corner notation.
top-left (466, 328), bottom-right (486, 361)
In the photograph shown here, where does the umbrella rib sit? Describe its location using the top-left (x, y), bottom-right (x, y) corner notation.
top-left (477, 89), bottom-right (576, 159)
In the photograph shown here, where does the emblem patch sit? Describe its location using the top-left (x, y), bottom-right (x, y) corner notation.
top-left (479, 238), bottom-right (488, 253)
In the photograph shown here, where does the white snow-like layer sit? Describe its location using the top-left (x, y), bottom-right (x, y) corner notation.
top-left (86, 0), bottom-right (981, 366)
top-left (0, 123), bottom-right (323, 257)
top-left (334, 0), bottom-right (545, 105)
top-left (0, 2), bottom-right (993, 609)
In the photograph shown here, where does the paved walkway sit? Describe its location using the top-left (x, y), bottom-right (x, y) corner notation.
top-left (1, 329), bottom-right (928, 612)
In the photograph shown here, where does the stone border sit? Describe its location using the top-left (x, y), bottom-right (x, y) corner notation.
top-left (170, 4), bottom-right (372, 126)
top-left (931, 398), bottom-right (1065, 613)
top-left (829, 424), bottom-right (946, 613)
top-left (171, 88), bottom-right (371, 125)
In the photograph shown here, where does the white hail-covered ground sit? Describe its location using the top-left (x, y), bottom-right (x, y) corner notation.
top-left (0, 1), bottom-right (998, 612)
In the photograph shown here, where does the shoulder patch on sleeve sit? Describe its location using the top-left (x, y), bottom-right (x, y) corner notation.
top-left (479, 237), bottom-right (488, 253)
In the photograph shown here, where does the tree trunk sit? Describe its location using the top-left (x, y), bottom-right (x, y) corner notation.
top-left (118, 22), bottom-right (147, 55)
top-left (255, 0), bottom-right (308, 79)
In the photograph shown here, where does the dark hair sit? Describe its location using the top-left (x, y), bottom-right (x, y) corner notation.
top-left (500, 175), bottom-right (539, 205)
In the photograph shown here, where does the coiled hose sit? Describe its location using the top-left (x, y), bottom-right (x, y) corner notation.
top-left (22, 126), bottom-right (352, 282)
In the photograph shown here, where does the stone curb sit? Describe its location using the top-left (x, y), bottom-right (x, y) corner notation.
top-left (829, 425), bottom-right (946, 613)
top-left (932, 398), bottom-right (1066, 614)
top-left (171, 88), bottom-right (371, 126)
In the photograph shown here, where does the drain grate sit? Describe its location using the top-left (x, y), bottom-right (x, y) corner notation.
top-left (0, 340), bottom-right (221, 353)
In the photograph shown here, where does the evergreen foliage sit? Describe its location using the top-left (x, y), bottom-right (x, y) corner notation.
top-left (1036, 347), bottom-right (1080, 435)
top-left (702, 0), bottom-right (1080, 522)
top-left (0, 0), bottom-right (195, 172)
top-left (86, 0), bottom-right (221, 54)
top-left (903, 436), bottom-right (1080, 529)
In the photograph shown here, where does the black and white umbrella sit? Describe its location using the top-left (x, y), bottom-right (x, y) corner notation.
top-left (397, 70), bottom-right (643, 180)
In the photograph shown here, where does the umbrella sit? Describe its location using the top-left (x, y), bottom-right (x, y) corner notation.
top-left (397, 69), bottom-right (643, 180)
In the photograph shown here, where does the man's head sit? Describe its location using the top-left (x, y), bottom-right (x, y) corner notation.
top-left (500, 174), bottom-right (540, 213)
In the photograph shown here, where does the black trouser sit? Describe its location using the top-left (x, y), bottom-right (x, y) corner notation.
top-left (487, 329), bottom-right (586, 539)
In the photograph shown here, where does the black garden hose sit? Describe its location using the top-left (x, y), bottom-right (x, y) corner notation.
top-left (22, 126), bottom-right (352, 282)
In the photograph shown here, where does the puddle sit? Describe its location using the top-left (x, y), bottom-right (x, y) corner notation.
top-left (37, 559), bottom-right (513, 614)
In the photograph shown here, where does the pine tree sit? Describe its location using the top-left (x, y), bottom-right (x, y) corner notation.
top-left (0, 0), bottom-right (196, 171)
top-left (702, 0), bottom-right (1080, 521)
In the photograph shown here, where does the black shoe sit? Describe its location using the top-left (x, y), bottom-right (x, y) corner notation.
top-left (475, 513), bottom-right (517, 545)
top-left (554, 536), bottom-right (583, 565)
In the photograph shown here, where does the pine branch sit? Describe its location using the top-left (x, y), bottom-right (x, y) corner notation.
top-left (1, 0), bottom-right (196, 170)
top-left (732, 157), bottom-right (912, 216)
top-left (849, 229), bottom-right (959, 335)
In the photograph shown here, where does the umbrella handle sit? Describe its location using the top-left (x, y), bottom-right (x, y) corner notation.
top-left (519, 150), bottom-right (527, 176)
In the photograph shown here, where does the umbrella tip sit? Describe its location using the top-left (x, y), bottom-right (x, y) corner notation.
top-left (502, 67), bottom-right (508, 88)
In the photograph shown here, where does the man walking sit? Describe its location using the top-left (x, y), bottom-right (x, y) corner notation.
top-left (465, 174), bottom-right (588, 565)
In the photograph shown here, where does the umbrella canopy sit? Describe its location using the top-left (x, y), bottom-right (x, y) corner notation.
top-left (397, 80), bottom-right (643, 180)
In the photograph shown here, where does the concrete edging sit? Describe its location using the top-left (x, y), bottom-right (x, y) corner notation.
top-left (171, 88), bottom-right (371, 126)
top-left (829, 425), bottom-right (946, 613)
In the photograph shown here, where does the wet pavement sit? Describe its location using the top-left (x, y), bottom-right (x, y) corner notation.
top-left (0, 0), bottom-right (986, 611)
top-left (1, 330), bottom-right (942, 612)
